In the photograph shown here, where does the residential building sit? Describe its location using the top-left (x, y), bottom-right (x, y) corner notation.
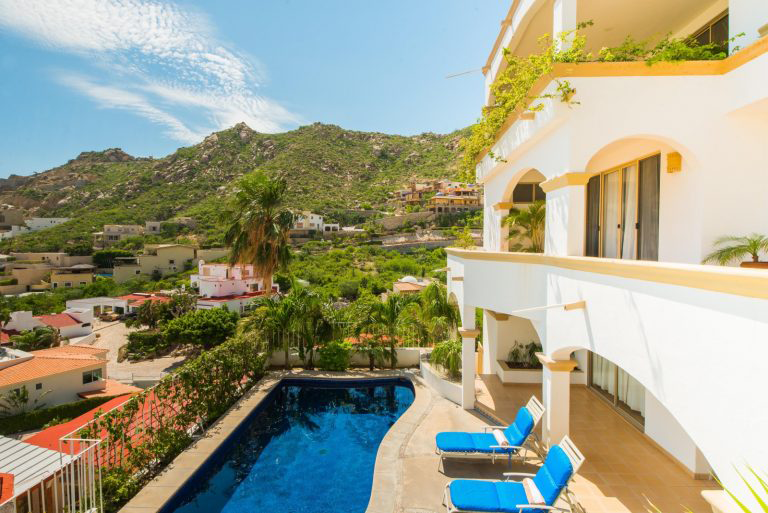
top-left (191, 262), bottom-right (272, 313)
top-left (447, 1), bottom-right (768, 510)
top-left (392, 275), bottom-right (430, 295)
top-left (65, 297), bottom-right (129, 317)
top-left (0, 257), bottom-right (94, 295)
top-left (426, 193), bottom-right (481, 213)
top-left (2, 309), bottom-right (94, 343)
top-left (112, 244), bottom-right (196, 282)
top-left (292, 211), bottom-right (324, 231)
top-left (92, 224), bottom-right (143, 248)
top-left (0, 345), bottom-right (107, 407)
top-left (0, 207), bottom-right (70, 240)
top-left (8, 253), bottom-right (92, 267)
top-left (145, 221), bottom-right (162, 234)
top-left (116, 293), bottom-right (171, 314)
top-left (145, 217), bottom-right (197, 235)
top-left (49, 265), bottom-right (95, 289)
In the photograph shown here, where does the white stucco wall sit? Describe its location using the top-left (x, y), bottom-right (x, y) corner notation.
top-left (0, 363), bottom-right (106, 408)
top-left (450, 251), bottom-right (768, 501)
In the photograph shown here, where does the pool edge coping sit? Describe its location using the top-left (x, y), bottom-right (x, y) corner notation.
top-left (118, 369), bottom-right (429, 513)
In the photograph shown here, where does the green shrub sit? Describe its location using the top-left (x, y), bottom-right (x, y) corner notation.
top-left (125, 330), bottom-right (170, 360)
top-left (0, 395), bottom-right (117, 435)
top-left (430, 338), bottom-right (463, 379)
top-left (163, 307), bottom-right (239, 349)
top-left (0, 277), bottom-right (18, 286)
top-left (317, 340), bottom-right (352, 371)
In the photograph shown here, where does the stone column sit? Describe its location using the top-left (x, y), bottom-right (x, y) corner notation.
top-left (459, 327), bottom-right (480, 410)
top-left (537, 352), bottom-right (578, 447)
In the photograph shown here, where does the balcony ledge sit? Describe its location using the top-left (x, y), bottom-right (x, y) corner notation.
top-left (446, 248), bottom-right (768, 300)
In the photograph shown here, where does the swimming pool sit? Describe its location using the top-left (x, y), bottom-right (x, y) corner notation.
top-left (162, 378), bottom-right (415, 513)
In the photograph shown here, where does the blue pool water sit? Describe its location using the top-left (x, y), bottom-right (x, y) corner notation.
top-left (165, 378), bottom-right (414, 513)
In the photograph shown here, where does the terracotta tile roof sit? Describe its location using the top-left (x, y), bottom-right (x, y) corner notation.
top-left (35, 313), bottom-right (81, 328)
top-left (0, 473), bottom-right (12, 505)
top-left (78, 379), bottom-right (142, 399)
top-left (0, 346), bottom-right (107, 388)
top-left (25, 394), bottom-right (134, 452)
top-left (117, 294), bottom-right (171, 305)
top-left (393, 282), bottom-right (426, 292)
top-left (0, 330), bottom-right (20, 345)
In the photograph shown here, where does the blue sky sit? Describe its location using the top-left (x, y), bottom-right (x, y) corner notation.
top-left (0, 0), bottom-right (508, 177)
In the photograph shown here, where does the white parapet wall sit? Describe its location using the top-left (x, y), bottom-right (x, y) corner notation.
top-left (268, 347), bottom-right (422, 369)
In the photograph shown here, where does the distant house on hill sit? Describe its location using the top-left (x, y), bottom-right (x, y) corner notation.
top-left (191, 261), bottom-right (276, 314)
top-left (92, 224), bottom-right (144, 248)
top-left (112, 244), bottom-right (196, 282)
top-left (0, 254), bottom-right (94, 295)
top-left (0, 205), bottom-right (70, 241)
top-left (1, 309), bottom-right (94, 344)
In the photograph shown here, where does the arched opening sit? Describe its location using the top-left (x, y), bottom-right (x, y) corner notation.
top-left (497, 169), bottom-right (547, 252)
top-left (581, 136), bottom-right (694, 261)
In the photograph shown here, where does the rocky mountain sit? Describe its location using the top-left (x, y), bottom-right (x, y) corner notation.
top-left (0, 122), bottom-right (467, 253)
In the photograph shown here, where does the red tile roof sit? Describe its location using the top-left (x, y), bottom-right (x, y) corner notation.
top-left (0, 330), bottom-right (20, 345)
top-left (0, 346), bottom-right (107, 388)
top-left (78, 379), bottom-right (142, 399)
top-left (117, 294), bottom-right (171, 306)
top-left (35, 313), bottom-right (81, 328)
top-left (25, 394), bottom-right (133, 452)
top-left (0, 473), bottom-right (13, 505)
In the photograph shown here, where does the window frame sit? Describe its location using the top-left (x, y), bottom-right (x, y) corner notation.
top-left (82, 368), bottom-right (103, 384)
top-left (583, 152), bottom-right (661, 259)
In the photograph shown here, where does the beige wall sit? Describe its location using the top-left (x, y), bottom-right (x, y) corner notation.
top-left (0, 363), bottom-right (106, 408)
top-left (10, 253), bottom-right (92, 266)
top-left (113, 246), bottom-right (195, 282)
top-left (0, 209), bottom-right (25, 227)
top-left (113, 265), bottom-right (143, 283)
top-left (51, 272), bottom-right (93, 289)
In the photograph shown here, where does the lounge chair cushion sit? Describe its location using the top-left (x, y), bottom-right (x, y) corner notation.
top-left (504, 407), bottom-right (534, 446)
top-left (449, 479), bottom-right (540, 513)
top-left (436, 432), bottom-right (515, 453)
top-left (532, 445), bottom-right (573, 505)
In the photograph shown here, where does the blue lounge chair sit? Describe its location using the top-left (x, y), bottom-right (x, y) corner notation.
top-left (442, 436), bottom-right (585, 513)
top-left (436, 396), bottom-right (545, 465)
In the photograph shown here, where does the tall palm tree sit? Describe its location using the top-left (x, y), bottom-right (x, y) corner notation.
top-left (223, 172), bottom-right (294, 293)
top-left (505, 200), bottom-right (546, 253)
top-left (404, 283), bottom-right (460, 346)
top-left (703, 234), bottom-right (768, 265)
top-left (370, 293), bottom-right (415, 368)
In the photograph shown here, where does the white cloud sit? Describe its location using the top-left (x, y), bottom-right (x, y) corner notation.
top-left (0, 0), bottom-right (301, 142)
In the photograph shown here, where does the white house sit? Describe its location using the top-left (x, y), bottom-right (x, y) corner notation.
top-left (190, 262), bottom-right (271, 314)
top-left (3, 309), bottom-right (94, 342)
top-left (447, 0), bottom-right (768, 511)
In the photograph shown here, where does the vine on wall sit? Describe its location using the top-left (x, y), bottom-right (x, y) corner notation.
top-left (458, 23), bottom-right (742, 181)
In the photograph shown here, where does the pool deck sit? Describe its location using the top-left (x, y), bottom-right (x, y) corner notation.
top-left (120, 370), bottom-right (719, 513)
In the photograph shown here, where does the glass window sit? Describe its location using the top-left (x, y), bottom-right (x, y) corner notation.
top-left (83, 368), bottom-right (103, 384)
top-left (35, 383), bottom-right (42, 390)
top-left (693, 13), bottom-right (729, 53)
top-left (512, 183), bottom-right (534, 203)
top-left (533, 184), bottom-right (546, 201)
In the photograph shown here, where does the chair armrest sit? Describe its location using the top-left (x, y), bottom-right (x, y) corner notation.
top-left (490, 445), bottom-right (524, 451)
top-left (514, 505), bottom-right (569, 512)
top-left (482, 425), bottom-right (508, 432)
top-left (503, 472), bottom-right (536, 480)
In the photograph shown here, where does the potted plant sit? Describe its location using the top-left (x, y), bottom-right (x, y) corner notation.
top-left (703, 234), bottom-right (768, 269)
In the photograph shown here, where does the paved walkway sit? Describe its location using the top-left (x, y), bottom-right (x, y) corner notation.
top-left (86, 320), bottom-right (187, 383)
top-left (472, 375), bottom-right (719, 513)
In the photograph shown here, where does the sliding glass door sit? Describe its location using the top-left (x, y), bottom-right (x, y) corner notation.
top-left (584, 154), bottom-right (660, 260)
top-left (589, 352), bottom-right (646, 427)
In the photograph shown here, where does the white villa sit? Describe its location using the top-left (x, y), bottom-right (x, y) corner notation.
top-left (447, 0), bottom-right (768, 510)
top-left (191, 262), bottom-right (269, 314)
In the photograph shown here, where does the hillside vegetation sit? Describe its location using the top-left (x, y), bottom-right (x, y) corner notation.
top-left (0, 122), bottom-right (467, 253)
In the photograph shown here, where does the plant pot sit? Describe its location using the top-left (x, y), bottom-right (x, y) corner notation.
top-left (739, 261), bottom-right (768, 269)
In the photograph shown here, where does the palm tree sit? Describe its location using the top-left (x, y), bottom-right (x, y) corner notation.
top-left (290, 285), bottom-right (337, 369)
top-left (370, 293), bottom-right (415, 368)
top-left (223, 172), bottom-right (294, 294)
top-left (11, 326), bottom-right (60, 351)
top-left (505, 200), bottom-right (546, 252)
top-left (404, 283), bottom-right (460, 346)
top-left (257, 296), bottom-right (297, 370)
top-left (703, 234), bottom-right (768, 265)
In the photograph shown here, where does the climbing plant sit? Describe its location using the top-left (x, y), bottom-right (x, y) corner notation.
top-left (459, 24), bottom-right (743, 181)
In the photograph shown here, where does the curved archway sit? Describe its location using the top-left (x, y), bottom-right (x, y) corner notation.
top-left (501, 168), bottom-right (547, 205)
top-left (582, 134), bottom-right (699, 174)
